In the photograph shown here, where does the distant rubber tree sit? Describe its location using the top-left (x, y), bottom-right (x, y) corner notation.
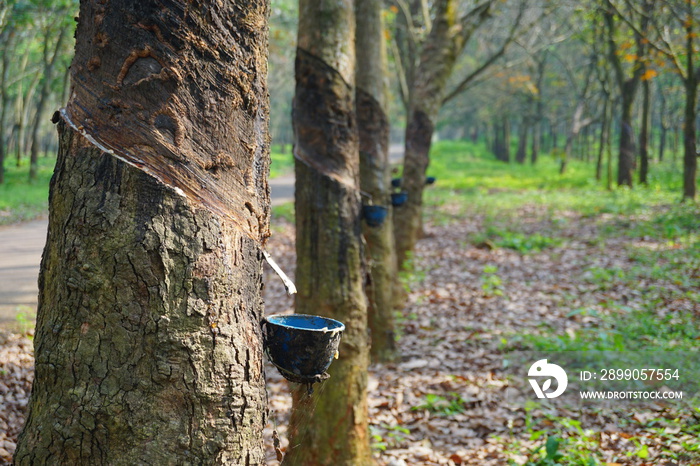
top-left (609, 0), bottom-right (699, 199)
top-left (0, 18), bottom-right (14, 185)
top-left (285, 0), bottom-right (372, 463)
top-left (603, 0), bottom-right (652, 188)
top-left (15, 0), bottom-right (271, 463)
top-left (356, 0), bottom-right (397, 362)
top-left (28, 19), bottom-right (68, 181)
top-left (392, 0), bottom-right (524, 266)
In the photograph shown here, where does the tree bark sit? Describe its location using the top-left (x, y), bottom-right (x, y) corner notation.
top-left (16, 0), bottom-right (271, 463)
top-left (606, 108), bottom-right (614, 191)
top-left (682, 15), bottom-right (698, 200)
top-left (530, 58), bottom-right (545, 165)
top-left (503, 118), bottom-right (512, 162)
top-left (617, 84), bottom-right (636, 186)
top-left (639, 78), bottom-right (650, 185)
top-left (673, 125), bottom-right (680, 158)
top-left (356, 0), bottom-right (397, 363)
top-left (492, 120), bottom-right (500, 157)
top-left (530, 123), bottom-right (539, 165)
top-left (682, 77), bottom-right (697, 200)
top-left (659, 86), bottom-right (668, 163)
top-left (515, 119), bottom-right (528, 164)
top-left (286, 0), bottom-right (372, 464)
top-left (494, 117), bottom-right (511, 163)
top-left (596, 97), bottom-right (610, 181)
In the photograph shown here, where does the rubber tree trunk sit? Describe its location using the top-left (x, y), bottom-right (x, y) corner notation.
top-left (356, 0), bottom-right (398, 363)
top-left (15, 44), bottom-right (39, 166)
top-left (15, 0), bottom-right (271, 463)
top-left (659, 122), bottom-right (667, 163)
top-left (0, 27), bottom-right (12, 184)
top-left (606, 112), bottom-right (614, 191)
top-left (492, 120), bottom-right (500, 157)
top-left (500, 118), bottom-right (511, 162)
top-left (604, 1), bottom-right (650, 188)
top-left (29, 27), bottom-right (67, 181)
top-left (493, 120), bottom-right (504, 161)
top-left (530, 56), bottom-right (545, 165)
top-left (617, 84), bottom-right (637, 187)
top-left (596, 96), bottom-right (611, 181)
top-left (681, 21), bottom-right (698, 201)
top-left (673, 125), bottom-right (680, 157)
top-left (530, 122), bottom-right (539, 165)
top-left (286, 0), bottom-right (372, 464)
top-left (682, 77), bottom-right (697, 200)
top-left (393, 0), bottom-right (490, 267)
top-left (658, 85), bottom-right (668, 163)
top-left (515, 119), bottom-right (528, 164)
top-left (639, 79), bottom-right (650, 185)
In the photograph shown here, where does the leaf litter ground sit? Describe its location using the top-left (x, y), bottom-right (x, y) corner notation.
top-left (1, 201), bottom-right (698, 465)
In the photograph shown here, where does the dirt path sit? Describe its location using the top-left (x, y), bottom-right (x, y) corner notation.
top-left (0, 220), bottom-right (46, 330)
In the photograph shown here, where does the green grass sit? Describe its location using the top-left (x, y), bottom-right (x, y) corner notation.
top-left (421, 140), bottom-right (698, 353)
top-left (412, 392), bottom-right (469, 417)
top-left (271, 202), bottom-right (294, 224)
top-left (270, 144), bottom-right (294, 178)
top-left (424, 139), bottom-right (687, 220)
top-left (473, 226), bottom-right (563, 253)
top-left (0, 156), bottom-right (55, 226)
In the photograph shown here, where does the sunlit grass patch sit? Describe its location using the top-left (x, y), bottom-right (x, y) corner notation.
top-left (269, 144), bottom-right (294, 178)
top-left (472, 226), bottom-right (563, 254)
top-left (0, 156), bottom-right (55, 225)
top-left (271, 202), bottom-right (295, 224)
top-left (423, 139), bottom-right (686, 223)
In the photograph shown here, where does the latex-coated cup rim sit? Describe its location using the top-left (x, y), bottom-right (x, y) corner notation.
top-left (265, 313), bottom-right (345, 333)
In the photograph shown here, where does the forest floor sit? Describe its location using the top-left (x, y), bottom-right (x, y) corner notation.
top-left (260, 193), bottom-right (700, 465)
top-left (1, 201), bottom-right (698, 465)
top-left (1, 142), bottom-right (699, 465)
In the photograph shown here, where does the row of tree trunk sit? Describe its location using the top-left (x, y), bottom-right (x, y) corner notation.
top-left (0, 14), bottom-right (71, 183)
top-left (17, 0), bottom-right (399, 464)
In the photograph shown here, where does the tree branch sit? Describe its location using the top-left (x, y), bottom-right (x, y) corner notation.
top-left (458, 1), bottom-right (494, 44)
top-left (442, 2), bottom-right (525, 104)
top-left (389, 34), bottom-right (410, 109)
top-left (608, 0), bottom-right (685, 78)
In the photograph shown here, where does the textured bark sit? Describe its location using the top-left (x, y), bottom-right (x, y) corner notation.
top-left (16, 0), bottom-right (271, 463)
top-left (287, 0), bottom-right (371, 463)
top-left (356, 0), bottom-right (397, 363)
